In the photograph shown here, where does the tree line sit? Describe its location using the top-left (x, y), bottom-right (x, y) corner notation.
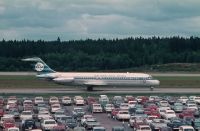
top-left (1, 36), bottom-right (200, 71)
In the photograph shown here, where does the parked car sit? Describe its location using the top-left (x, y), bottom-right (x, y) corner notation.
top-left (61, 96), bottom-right (72, 105)
top-left (81, 115), bottom-right (94, 126)
top-left (20, 111), bottom-right (33, 121)
top-left (57, 115), bottom-right (77, 129)
top-left (93, 126), bottom-right (106, 131)
top-left (74, 96), bottom-right (84, 105)
top-left (21, 119), bottom-right (37, 131)
top-left (191, 118), bottom-right (200, 130)
top-left (116, 110), bottom-right (130, 121)
top-left (34, 97), bottom-right (44, 105)
top-left (72, 107), bottom-right (85, 120)
top-left (179, 126), bottom-right (194, 131)
top-left (84, 118), bottom-right (100, 130)
top-left (74, 127), bottom-right (86, 131)
top-left (112, 126), bottom-right (124, 131)
top-left (91, 104), bottom-right (103, 113)
top-left (40, 119), bottom-right (57, 131)
top-left (167, 119), bottom-right (188, 130)
top-left (149, 119), bottom-right (168, 131)
top-left (104, 104), bottom-right (115, 113)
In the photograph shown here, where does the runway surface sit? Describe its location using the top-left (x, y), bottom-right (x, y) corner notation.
top-left (1, 72), bottom-right (200, 94)
top-left (0, 87), bottom-right (200, 94)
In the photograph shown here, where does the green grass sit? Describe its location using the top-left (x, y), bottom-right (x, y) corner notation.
top-left (154, 76), bottom-right (200, 88)
top-left (0, 75), bottom-right (66, 88)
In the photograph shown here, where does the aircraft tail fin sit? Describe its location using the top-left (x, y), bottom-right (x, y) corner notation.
top-left (22, 57), bottom-right (55, 73)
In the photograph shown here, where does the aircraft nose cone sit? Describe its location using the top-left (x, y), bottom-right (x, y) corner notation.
top-left (155, 80), bottom-right (160, 85)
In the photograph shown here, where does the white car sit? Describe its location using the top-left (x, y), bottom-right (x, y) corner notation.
top-left (128, 101), bottom-right (137, 108)
top-left (136, 125), bottom-right (152, 131)
top-left (20, 110), bottom-right (33, 121)
top-left (54, 110), bottom-right (66, 120)
top-left (186, 103), bottom-right (198, 110)
top-left (162, 110), bottom-right (176, 120)
top-left (116, 110), bottom-right (130, 120)
top-left (61, 96), bottom-right (72, 105)
top-left (104, 104), bottom-right (115, 112)
top-left (99, 95), bottom-right (109, 103)
top-left (41, 119), bottom-right (57, 131)
top-left (194, 96), bottom-right (200, 104)
top-left (7, 97), bottom-right (17, 104)
top-left (7, 127), bottom-right (20, 131)
top-left (6, 101), bottom-right (17, 110)
top-left (51, 104), bottom-right (61, 113)
top-left (49, 96), bottom-right (59, 105)
top-left (120, 103), bottom-right (129, 110)
top-left (157, 107), bottom-right (171, 116)
top-left (92, 104), bottom-right (103, 113)
top-left (34, 96), bottom-right (44, 105)
top-left (149, 96), bottom-right (159, 101)
top-left (158, 100), bottom-right (169, 107)
top-left (81, 115), bottom-right (94, 126)
top-left (179, 96), bottom-right (189, 104)
top-left (74, 96), bottom-right (84, 105)
top-left (38, 110), bottom-right (52, 120)
top-left (179, 126), bottom-right (194, 131)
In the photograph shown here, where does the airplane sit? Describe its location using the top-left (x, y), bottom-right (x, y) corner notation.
top-left (22, 57), bottom-right (160, 91)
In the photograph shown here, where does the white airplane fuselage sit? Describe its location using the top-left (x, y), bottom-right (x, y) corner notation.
top-left (37, 72), bottom-right (160, 87)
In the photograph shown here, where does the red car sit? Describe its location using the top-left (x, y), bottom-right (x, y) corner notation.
top-left (146, 104), bottom-right (158, 110)
top-left (0, 108), bottom-right (4, 117)
top-left (2, 119), bottom-right (16, 130)
top-left (111, 108), bottom-right (120, 119)
top-left (86, 97), bottom-right (97, 105)
top-left (0, 98), bottom-right (4, 107)
top-left (124, 96), bottom-right (135, 103)
top-left (179, 110), bottom-right (194, 118)
top-left (150, 110), bottom-right (161, 118)
top-left (144, 108), bottom-right (151, 115)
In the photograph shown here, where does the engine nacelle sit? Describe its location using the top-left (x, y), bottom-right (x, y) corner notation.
top-left (53, 77), bottom-right (74, 83)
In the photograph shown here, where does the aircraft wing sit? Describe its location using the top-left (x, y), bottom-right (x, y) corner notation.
top-left (83, 80), bottom-right (107, 86)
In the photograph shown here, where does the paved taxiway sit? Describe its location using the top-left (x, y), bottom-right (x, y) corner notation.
top-left (0, 87), bottom-right (200, 94)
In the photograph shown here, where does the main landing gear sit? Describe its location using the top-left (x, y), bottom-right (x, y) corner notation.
top-left (150, 87), bottom-right (154, 91)
top-left (87, 86), bottom-right (93, 91)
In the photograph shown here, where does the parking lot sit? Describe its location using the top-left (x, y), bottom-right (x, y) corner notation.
top-left (0, 95), bottom-right (200, 131)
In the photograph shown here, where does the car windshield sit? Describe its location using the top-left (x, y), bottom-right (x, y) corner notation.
top-left (184, 129), bottom-right (194, 131)
top-left (26, 121), bottom-right (34, 125)
top-left (60, 116), bottom-right (72, 121)
top-left (93, 129), bottom-right (105, 131)
top-left (141, 127), bottom-right (150, 130)
top-left (45, 121), bottom-right (56, 124)
top-left (87, 119), bottom-right (97, 123)
top-left (22, 112), bottom-right (31, 115)
top-left (8, 129), bottom-right (19, 131)
top-left (75, 109), bottom-right (83, 112)
top-left (194, 122), bottom-right (200, 126)
top-left (55, 112), bottom-right (64, 115)
top-left (167, 112), bottom-right (174, 114)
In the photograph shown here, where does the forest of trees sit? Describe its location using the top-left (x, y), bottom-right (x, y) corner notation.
top-left (1, 36), bottom-right (200, 71)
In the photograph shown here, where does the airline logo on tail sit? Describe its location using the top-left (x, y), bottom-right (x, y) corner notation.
top-left (35, 62), bottom-right (44, 72)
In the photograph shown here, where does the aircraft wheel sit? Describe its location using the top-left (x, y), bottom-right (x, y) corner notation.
top-left (150, 87), bottom-right (154, 91)
top-left (87, 86), bottom-right (93, 91)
